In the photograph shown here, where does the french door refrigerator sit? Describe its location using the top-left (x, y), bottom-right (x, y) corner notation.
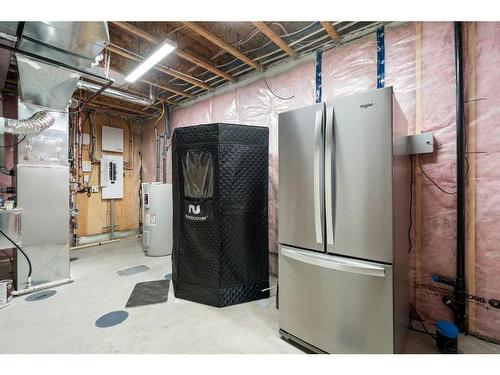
top-left (278, 87), bottom-right (409, 354)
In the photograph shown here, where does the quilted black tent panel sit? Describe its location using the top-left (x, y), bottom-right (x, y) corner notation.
top-left (172, 123), bottom-right (270, 307)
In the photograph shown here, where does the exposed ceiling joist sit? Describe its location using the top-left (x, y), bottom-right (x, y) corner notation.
top-left (140, 78), bottom-right (195, 99)
top-left (320, 21), bottom-right (340, 43)
top-left (106, 45), bottom-right (212, 91)
top-left (182, 22), bottom-right (260, 71)
top-left (111, 21), bottom-right (234, 82)
top-left (252, 22), bottom-right (296, 58)
top-left (88, 98), bottom-right (154, 115)
top-left (124, 86), bottom-right (178, 106)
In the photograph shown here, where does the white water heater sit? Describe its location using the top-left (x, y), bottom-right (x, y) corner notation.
top-left (142, 183), bottom-right (172, 257)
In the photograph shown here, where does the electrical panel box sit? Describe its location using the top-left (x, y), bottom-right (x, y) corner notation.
top-left (100, 155), bottom-right (123, 199)
top-left (102, 126), bottom-right (124, 153)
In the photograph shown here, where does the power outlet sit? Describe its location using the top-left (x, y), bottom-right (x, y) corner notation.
top-left (91, 185), bottom-right (99, 193)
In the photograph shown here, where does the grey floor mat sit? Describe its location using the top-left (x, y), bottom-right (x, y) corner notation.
top-left (95, 310), bottom-right (129, 328)
top-left (25, 290), bottom-right (57, 302)
top-left (117, 265), bottom-right (150, 276)
top-left (126, 279), bottom-right (170, 308)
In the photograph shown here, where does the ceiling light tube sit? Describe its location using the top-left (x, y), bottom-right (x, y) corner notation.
top-left (125, 40), bottom-right (177, 83)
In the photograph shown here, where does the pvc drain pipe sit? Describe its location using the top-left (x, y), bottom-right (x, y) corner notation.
top-left (12, 278), bottom-right (73, 297)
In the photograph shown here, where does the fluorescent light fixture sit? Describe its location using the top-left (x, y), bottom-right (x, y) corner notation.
top-left (125, 40), bottom-right (177, 83)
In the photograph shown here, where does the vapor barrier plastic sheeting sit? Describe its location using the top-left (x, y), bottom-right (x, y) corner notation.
top-left (169, 22), bottom-right (500, 341)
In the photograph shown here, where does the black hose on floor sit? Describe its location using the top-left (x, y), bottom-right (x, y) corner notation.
top-left (0, 227), bottom-right (32, 277)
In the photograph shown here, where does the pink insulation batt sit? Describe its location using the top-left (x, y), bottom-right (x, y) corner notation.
top-left (157, 22), bottom-right (500, 341)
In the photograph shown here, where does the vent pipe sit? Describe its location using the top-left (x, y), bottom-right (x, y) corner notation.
top-left (0, 110), bottom-right (55, 136)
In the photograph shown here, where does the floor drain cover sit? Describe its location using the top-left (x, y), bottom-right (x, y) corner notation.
top-left (25, 290), bottom-right (57, 302)
top-left (165, 273), bottom-right (172, 280)
top-left (117, 265), bottom-right (150, 276)
top-left (126, 280), bottom-right (170, 308)
top-left (95, 310), bottom-right (129, 328)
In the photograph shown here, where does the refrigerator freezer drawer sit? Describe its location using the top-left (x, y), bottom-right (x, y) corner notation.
top-left (279, 246), bottom-right (394, 353)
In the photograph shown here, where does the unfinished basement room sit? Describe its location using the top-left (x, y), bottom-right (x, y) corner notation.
top-left (1, 1), bottom-right (500, 372)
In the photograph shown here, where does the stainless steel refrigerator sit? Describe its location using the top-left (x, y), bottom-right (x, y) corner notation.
top-left (278, 86), bottom-right (409, 354)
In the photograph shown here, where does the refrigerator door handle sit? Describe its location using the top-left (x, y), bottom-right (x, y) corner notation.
top-left (325, 105), bottom-right (335, 245)
top-left (281, 247), bottom-right (386, 278)
top-left (313, 109), bottom-right (323, 244)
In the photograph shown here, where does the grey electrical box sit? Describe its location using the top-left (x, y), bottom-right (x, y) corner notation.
top-left (142, 183), bottom-right (172, 257)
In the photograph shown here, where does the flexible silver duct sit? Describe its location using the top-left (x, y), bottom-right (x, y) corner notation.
top-left (0, 110), bottom-right (56, 136)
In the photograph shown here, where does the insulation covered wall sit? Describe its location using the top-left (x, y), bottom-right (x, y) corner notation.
top-left (165, 22), bottom-right (500, 341)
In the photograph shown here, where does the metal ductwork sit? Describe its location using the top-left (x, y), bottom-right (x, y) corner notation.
top-left (0, 110), bottom-right (55, 136)
top-left (77, 80), bottom-right (154, 107)
top-left (0, 21), bottom-right (110, 111)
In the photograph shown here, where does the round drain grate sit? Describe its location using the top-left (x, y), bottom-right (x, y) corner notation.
top-left (25, 290), bottom-right (57, 302)
top-left (95, 311), bottom-right (129, 328)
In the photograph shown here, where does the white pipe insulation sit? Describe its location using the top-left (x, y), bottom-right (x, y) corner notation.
top-left (0, 110), bottom-right (56, 136)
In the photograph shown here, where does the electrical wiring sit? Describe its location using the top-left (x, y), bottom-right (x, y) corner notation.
top-left (0, 227), bottom-right (32, 278)
top-left (418, 157), bottom-right (457, 195)
top-left (155, 101), bottom-right (166, 130)
top-left (0, 135), bottom-right (26, 147)
top-left (409, 303), bottom-right (436, 340)
top-left (259, 60), bottom-right (295, 101)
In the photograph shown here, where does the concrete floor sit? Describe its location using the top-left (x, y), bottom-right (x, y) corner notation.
top-left (1, 238), bottom-right (499, 354)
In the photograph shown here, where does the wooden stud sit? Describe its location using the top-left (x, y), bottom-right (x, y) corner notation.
top-left (414, 22), bottom-right (423, 312)
top-left (465, 21), bottom-right (477, 333)
top-left (182, 22), bottom-right (260, 70)
top-left (320, 21), bottom-right (340, 43)
top-left (252, 22), bottom-right (297, 58)
top-left (111, 22), bottom-right (234, 82)
top-left (106, 45), bottom-right (211, 91)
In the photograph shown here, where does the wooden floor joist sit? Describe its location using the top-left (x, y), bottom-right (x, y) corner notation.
top-left (252, 22), bottom-right (296, 58)
top-left (111, 22), bottom-right (234, 82)
top-left (87, 99), bottom-right (150, 115)
top-left (106, 44), bottom-right (211, 91)
top-left (140, 78), bottom-right (195, 99)
top-left (182, 22), bottom-right (260, 70)
top-left (320, 21), bottom-right (341, 44)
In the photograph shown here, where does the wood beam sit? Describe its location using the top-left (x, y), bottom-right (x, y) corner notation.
top-left (140, 78), bottom-right (195, 99)
top-left (88, 98), bottom-right (152, 115)
top-left (106, 45), bottom-right (211, 91)
top-left (182, 22), bottom-right (259, 70)
top-left (252, 22), bottom-right (296, 58)
top-left (320, 21), bottom-right (340, 43)
top-left (111, 22), bottom-right (234, 82)
top-left (125, 86), bottom-right (178, 106)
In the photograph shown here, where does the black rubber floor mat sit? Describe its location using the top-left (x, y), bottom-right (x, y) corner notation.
top-left (125, 280), bottom-right (170, 308)
top-left (117, 265), bottom-right (150, 276)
